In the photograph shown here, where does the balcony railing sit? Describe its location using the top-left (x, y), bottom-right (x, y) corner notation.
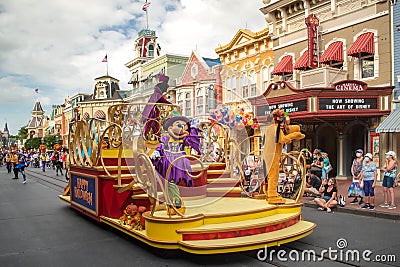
top-left (300, 65), bottom-right (347, 88)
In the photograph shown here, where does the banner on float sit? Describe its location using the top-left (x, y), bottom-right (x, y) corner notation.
top-left (71, 174), bottom-right (97, 215)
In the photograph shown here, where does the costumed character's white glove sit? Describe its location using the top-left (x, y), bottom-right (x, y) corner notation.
top-left (150, 150), bottom-right (160, 160)
top-left (190, 118), bottom-right (200, 129)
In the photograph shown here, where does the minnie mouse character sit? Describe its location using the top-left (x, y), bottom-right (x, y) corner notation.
top-left (151, 116), bottom-right (201, 187)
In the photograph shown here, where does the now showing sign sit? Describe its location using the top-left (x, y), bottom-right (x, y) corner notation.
top-left (319, 98), bottom-right (377, 111)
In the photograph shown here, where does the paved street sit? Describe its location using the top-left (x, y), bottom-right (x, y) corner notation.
top-left (0, 166), bottom-right (399, 267)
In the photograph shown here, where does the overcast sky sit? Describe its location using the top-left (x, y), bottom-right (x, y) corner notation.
top-left (0, 0), bottom-right (266, 134)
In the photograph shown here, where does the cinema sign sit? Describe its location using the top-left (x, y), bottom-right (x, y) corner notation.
top-left (334, 80), bottom-right (367, 92)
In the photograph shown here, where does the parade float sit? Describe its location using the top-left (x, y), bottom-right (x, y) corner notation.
top-left (59, 76), bottom-right (316, 255)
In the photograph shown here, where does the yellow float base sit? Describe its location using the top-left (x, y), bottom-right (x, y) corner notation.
top-left (60, 195), bottom-right (316, 254)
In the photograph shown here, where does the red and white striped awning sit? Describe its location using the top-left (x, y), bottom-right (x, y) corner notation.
top-left (272, 55), bottom-right (293, 75)
top-left (83, 112), bottom-right (90, 120)
top-left (347, 32), bottom-right (374, 57)
top-left (294, 52), bottom-right (309, 70)
top-left (94, 110), bottom-right (106, 119)
top-left (319, 41), bottom-right (344, 64)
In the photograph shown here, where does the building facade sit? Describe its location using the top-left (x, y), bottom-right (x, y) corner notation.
top-left (125, 29), bottom-right (189, 104)
top-left (27, 100), bottom-right (48, 138)
top-left (174, 50), bottom-right (222, 119)
top-left (215, 28), bottom-right (274, 113)
top-left (259, 0), bottom-right (394, 177)
top-left (76, 75), bottom-right (127, 131)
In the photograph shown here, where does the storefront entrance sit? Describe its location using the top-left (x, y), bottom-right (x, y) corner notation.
top-left (315, 123), bottom-right (337, 177)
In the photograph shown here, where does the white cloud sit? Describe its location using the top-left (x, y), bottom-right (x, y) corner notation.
top-left (0, 0), bottom-right (266, 133)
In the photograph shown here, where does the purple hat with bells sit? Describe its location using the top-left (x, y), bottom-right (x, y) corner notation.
top-left (155, 74), bottom-right (169, 94)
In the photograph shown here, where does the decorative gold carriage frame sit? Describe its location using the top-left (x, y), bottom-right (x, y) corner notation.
top-left (67, 103), bottom-right (307, 218)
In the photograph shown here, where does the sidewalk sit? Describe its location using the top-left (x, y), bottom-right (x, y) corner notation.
top-left (303, 179), bottom-right (400, 220)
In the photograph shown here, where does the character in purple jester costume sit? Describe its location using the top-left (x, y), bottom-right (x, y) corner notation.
top-left (150, 116), bottom-right (201, 187)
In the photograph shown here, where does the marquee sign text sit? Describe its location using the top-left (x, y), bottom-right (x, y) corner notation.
top-left (257, 100), bottom-right (307, 116)
top-left (319, 98), bottom-right (377, 111)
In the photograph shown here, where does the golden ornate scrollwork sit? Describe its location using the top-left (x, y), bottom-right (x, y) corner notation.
top-left (279, 151), bottom-right (307, 203)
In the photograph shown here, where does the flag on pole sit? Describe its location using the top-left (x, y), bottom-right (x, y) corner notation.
top-left (142, 1), bottom-right (151, 11)
top-left (102, 54), bottom-right (108, 62)
top-left (34, 88), bottom-right (39, 93)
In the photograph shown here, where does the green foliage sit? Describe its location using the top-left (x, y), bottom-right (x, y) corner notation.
top-left (45, 134), bottom-right (62, 149)
top-left (18, 126), bottom-right (28, 140)
top-left (24, 137), bottom-right (41, 150)
top-left (23, 134), bottom-right (62, 150)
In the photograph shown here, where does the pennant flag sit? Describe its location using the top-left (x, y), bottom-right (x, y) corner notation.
top-left (34, 88), bottom-right (39, 93)
top-left (142, 1), bottom-right (151, 11)
top-left (102, 54), bottom-right (108, 62)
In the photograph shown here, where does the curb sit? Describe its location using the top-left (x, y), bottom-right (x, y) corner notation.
top-left (303, 201), bottom-right (400, 220)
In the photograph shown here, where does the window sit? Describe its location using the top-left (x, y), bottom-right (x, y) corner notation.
top-left (226, 77), bottom-right (232, 102)
top-left (263, 67), bottom-right (269, 91)
top-left (177, 94), bottom-right (183, 111)
top-left (185, 93), bottom-right (191, 117)
top-left (231, 75), bottom-right (237, 101)
top-left (319, 41), bottom-right (344, 69)
top-left (348, 31), bottom-right (377, 80)
top-left (241, 73), bottom-right (249, 98)
top-left (249, 71), bottom-right (256, 96)
top-left (147, 44), bottom-right (154, 57)
top-left (250, 84), bottom-right (256, 97)
top-left (197, 89), bottom-right (203, 115)
top-left (360, 55), bottom-right (374, 79)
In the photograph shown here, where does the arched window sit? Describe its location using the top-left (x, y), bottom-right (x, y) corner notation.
top-left (147, 44), bottom-right (154, 57)
top-left (263, 67), bottom-right (269, 91)
top-left (226, 77), bottom-right (232, 102)
top-left (185, 92), bottom-right (192, 117)
top-left (177, 93), bottom-right (183, 111)
top-left (249, 71), bottom-right (256, 96)
top-left (268, 65), bottom-right (274, 84)
top-left (241, 73), bottom-right (249, 98)
top-left (231, 75), bottom-right (237, 101)
top-left (196, 89), bottom-right (203, 115)
top-left (347, 31), bottom-right (377, 80)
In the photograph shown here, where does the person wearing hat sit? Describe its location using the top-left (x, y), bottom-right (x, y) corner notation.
top-left (10, 151), bottom-right (19, 179)
top-left (348, 149), bottom-right (365, 205)
top-left (5, 151), bottom-right (12, 173)
top-left (141, 74), bottom-right (172, 139)
top-left (380, 151), bottom-right (398, 209)
top-left (360, 152), bottom-right (377, 210)
top-left (150, 115), bottom-right (201, 187)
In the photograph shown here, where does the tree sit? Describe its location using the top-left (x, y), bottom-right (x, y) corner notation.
top-left (24, 137), bottom-right (41, 150)
top-left (17, 126), bottom-right (28, 140)
top-left (45, 134), bottom-right (62, 149)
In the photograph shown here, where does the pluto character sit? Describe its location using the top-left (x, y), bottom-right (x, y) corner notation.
top-left (262, 109), bottom-right (305, 204)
